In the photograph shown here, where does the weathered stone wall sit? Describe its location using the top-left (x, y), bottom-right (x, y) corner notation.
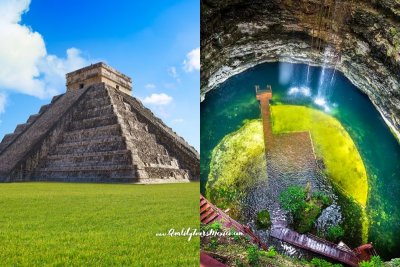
top-left (0, 87), bottom-right (89, 180)
top-left (119, 90), bottom-right (200, 180)
top-left (67, 62), bottom-right (132, 95)
top-left (201, 0), bottom-right (400, 140)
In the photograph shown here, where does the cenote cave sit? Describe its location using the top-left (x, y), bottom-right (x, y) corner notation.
top-left (200, 62), bottom-right (400, 261)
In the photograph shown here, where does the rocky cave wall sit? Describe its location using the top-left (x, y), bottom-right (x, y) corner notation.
top-left (201, 0), bottom-right (400, 140)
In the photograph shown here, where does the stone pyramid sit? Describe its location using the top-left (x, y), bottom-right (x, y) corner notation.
top-left (0, 63), bottom-right (199, 183)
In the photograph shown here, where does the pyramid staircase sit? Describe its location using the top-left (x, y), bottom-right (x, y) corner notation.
top-left (29, 86), bottom-right (136, 182)
top-left (0, 83), bottom-right (198, 183)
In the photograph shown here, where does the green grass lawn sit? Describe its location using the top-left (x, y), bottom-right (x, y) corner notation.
top-left (0, 182), bottom-right (199, 266)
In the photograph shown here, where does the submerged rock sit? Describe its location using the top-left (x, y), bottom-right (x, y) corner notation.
top-left (315, 204), bottom-right (343, 235)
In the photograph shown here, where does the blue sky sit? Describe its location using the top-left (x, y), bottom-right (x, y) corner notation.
top-left (0, 0), bottom-right (199, 150)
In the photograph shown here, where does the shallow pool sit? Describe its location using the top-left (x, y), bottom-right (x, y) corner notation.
top-left (201, 62), bottom-right (400, 259)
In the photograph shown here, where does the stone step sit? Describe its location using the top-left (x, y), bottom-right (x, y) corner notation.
top-left (30, 166), bottom-right (137, 182)
top-left (51, 94), bottom-right (64, 104)
top-left (137, 152), bottom-right (175, 166)
top-left (52, 137), bottom-right (126, 155)
top-left (27, 114), bottom-right (40, 124)
top-left (144, 166), bottom-right (189, 180)
top-left (87, 87), bottom-right (109, 98)
top-left (0, 101), bottom-right (52, 153)
top-left (39, 104), bottom-right (51, 114)
top-left (14, 123), bottom-right (31, 134)
top-left (68, 115), bottom-right (118, 131)
top-left (134, 130), bottom-right (160, 143)
top-left (36, 164), bottom-right (135, 172)
top-left (43, 150), bottom-right (132, 168)
top-left (134, 140), bottom-right (169, 157)
top-left (63, 124), bottom-right (121, 143)
top-left (82, 96), bottom-right (111, 109)
top-left (0, 133), bottom-right (16, 152)
top-left (1, 133), bottom-right (16, 144)
top-left (31, 176), bottom-right (137, 183)
top-left (73, 104), bottom-right (114, 120)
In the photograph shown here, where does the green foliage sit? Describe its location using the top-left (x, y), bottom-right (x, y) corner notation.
top-left (235, 258), bottom-right (245, 267)
top-left (265, 246), bottom-right (277, 258)
top-left (335, 189), bottom-right (365, 246)
top-left (279, 186), bottom-right (307, 216)
top-left (359, 256), bottom-right (385, 267)
top-left (390, 27), bottom-right (398, 37)
top-left (327, 225), bottom-right (345, 242)
top-left (311, 257), bottom-right (343, 267)
top-left (256, 210), bottom-right (272, 230)
top-left (210, 221), bottom-right (222, 231)
top-left (210, 238), bottom-right (218, 250)
top-left (388, 27), bottom-right (400, 56)
top-left (279, 186), bottom-right (325, 233)
top-left (312, 191), bottom-right (333, 207)
top-left (247, 245), bottom-right (260, 265)
top-left (392, 258), bottom-right (400, 267)
top-left (296, 201), bottom-right (321, 233)
top-left (230, 228), bottom-right (241, 242)
top-left (0, 182), bottom-right (200, 266)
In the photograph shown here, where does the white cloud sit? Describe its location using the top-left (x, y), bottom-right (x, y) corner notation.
top-left (168, 67), bottom-right (178, 78)
top-left (0, 93), bottom-right (6, 114)
top-left (167, 66), bottom-right (180, 83)
top-left (145, 83), bottom-right (156, 89)
top-left (0, 0), bottom-right (88, 100)
top-left (183, 47), bottom-right (200, 72)
top-left (172, 118), bottom-right (184, 124)
top-left (142, 93), bottom-right (173, 106)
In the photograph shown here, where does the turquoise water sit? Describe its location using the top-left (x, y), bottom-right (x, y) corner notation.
top-left (200, 62), bottom-right (400, 259)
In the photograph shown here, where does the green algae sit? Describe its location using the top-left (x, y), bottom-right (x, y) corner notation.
top-left (208, 105), bottom-right (369, 241)
top-left (206, 120), bottom-right (265, 211)
top-left (271, 105), bottom-right (368, 207)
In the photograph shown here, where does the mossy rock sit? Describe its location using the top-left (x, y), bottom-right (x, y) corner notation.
top-left (256, 210), bottom-right (271, 229)
top-left (295, 201), bottom-right (321, 233)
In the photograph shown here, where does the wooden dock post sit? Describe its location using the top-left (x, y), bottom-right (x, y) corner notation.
top-left (256, 85), bottom-right (273, 154)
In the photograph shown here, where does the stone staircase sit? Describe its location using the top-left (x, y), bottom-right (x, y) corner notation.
top-left (108, 87), bottom-right (190, 181)
top-left (0, 94), bottom-right (63, 154)
top-left (30, 87), bottom-right (137, 182)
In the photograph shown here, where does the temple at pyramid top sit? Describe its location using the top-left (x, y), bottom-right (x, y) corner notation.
top-left (0, 63), bottom-right (199, 183)
top-left (66, 62), bottom-right (132, 95)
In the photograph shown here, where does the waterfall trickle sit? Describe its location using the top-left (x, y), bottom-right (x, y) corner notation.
top-left (314, 47), bottom-right (336, 112)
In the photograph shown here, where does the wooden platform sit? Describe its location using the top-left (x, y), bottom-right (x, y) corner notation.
top-left (200, 251), bottom-right (226, 267)
top-left (270, 226), bottom-right (359, 266)
top-left (200, 195), bottom-right (268, 250)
